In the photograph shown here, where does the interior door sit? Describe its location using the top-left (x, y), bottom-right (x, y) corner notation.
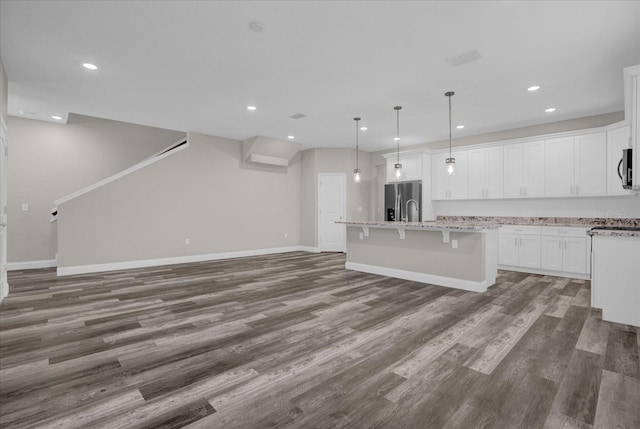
top-left (0, 120), bottom-right (8, 301)
top-left (318, 173), bottom-right (346, 252)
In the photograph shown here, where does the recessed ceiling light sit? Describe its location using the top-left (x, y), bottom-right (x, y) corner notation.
top-left (545, 107), bottom-right (556, 113)
top-left (51, 115), bottom-right (63, 120)
top-left (456, 125), bottom-right (465, 129)
top-left (247, 105), bottom-right (257, 111)
top-left (360, 126), bottom-right (368, 131)
top-left (287, 135), bottom-right (295, 139)
top-left (82, 63), bottom-right (98, 70)
top-left (528, 85), bottom-right (541, 92)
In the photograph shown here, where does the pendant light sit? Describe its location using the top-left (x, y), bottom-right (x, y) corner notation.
top-left (394, 106), bottom-right (402, 178)
top-left (353, 117), bottom-right (362, 183)
top-left (445, 91), bottom-right (455, 175)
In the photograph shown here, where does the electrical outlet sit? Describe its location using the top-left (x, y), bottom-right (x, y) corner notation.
top-left (21, 203), bottom-right (29, 212)
top-left (184, 238), bottom-right (190, 245)
top-left (284, 233), bottom-right (288, 238)
top-left (359, 232), bottom-right (364, 240)
top-left (452, 239), bottom-right (458, 249)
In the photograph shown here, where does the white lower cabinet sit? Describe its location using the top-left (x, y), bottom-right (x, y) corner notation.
top-left (499, 225), bottom-right (589, 277)
top-left (540, 227), bottom-right (588, 275)
top-left (498, 226), bottom-right (541, 268)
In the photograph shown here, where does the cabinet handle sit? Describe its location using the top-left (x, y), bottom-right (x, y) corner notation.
top-left (576, 185), bottom-right (579, 195)
top-left (558, 240), bottom-right (561, 249)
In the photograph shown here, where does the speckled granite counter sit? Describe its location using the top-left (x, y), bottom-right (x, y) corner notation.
top-left (587, 228), bottom-right (640, 237)
top-left (337, 220), bottom-right (501, 232)
top-left (437, 216), bottom-right (640, 228)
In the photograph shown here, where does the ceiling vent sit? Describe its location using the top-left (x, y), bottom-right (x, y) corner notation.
top-left (290, 113), bottom-right (307, 119)
top-left (446, 49), bottom-right (482, 67)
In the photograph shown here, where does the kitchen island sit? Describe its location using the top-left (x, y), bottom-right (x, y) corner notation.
top-left (337, 221), bottom-right (501, 293)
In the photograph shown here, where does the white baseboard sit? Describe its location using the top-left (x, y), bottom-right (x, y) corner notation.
top-left (57, 246), bottom-right (313, 276)
top-left (7, 259), bottom-right (57, 271)
top-left (498, 265), bottom-right (591, 280)
top-left (345, 261), bottom-right (489, 293)
top-left (298, 246), bottom-right (320, 253)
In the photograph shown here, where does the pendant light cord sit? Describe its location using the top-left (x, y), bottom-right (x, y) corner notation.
top-left (448, 94), bottom-right (452, 158)
top-left (355, 118), bottom-right (359, 169)
top-left (395, 106), bottom-right (401, 164)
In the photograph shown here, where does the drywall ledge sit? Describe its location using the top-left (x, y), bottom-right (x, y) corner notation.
top-left (57, 246), bottom-right (309, 276)
top-left (54, 138), bottom-right (189, 206)
top-left (242, 136), bottom-right (300, 167)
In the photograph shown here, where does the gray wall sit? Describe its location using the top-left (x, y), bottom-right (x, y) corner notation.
top-left (7, 114), bottom-right (185, 263)
top-left (57, 132), bottom-right (302, 267)
top-left (300, 148), bottom-right (373, 248)
top-left (0, 59), bottom-right (6, 124)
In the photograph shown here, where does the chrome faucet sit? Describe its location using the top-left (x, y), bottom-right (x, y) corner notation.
top-left (406, 199), bottom-right (419, 222)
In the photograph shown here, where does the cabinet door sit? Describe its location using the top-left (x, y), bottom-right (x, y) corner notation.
top-left (403, 155), bottom-right (423, 181)
top-left (545, 137), bottom-right (574, 197)
top-left (519, 235), bottom-right (541, 268)
top-left (499, 234), bottom-right (519, 266)
top-left (468, 148), bottom-right (486, 199)
top-left (607, 126), bottom-right (632, 196)
top-left (449, 151), bottom-right (468, 199)
top-left (485, 146), bottom-right (504, 198)
top-left (574, 132), bottom-right (606, 196)
top-left (541, 236), bottom-right (563, 271)
top-left (386, 158), bottom-right (400, 182)
top-left (504, 144), bottom-right (524, 198)
top-left (523, 140), bottom-right (545, 198)
top-left (431, 153), bottom-right (449, 200)
top-left (563, 237), bottom-right (587, 274)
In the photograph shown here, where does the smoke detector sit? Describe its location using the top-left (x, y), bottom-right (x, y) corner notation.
top-left (249, 21), bottom-right (265, 33)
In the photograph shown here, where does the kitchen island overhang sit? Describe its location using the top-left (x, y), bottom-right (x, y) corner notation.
top-left (338, 221), bottom-right (501, 293)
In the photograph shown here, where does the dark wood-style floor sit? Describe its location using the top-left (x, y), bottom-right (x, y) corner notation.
top-left (0, 252), bottom-right (639, 429)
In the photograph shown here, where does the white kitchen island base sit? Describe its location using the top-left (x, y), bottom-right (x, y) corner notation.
top-left (591, 233), bottom-right (640, 327)
top-left (342, 223), bottom-right (499, 293)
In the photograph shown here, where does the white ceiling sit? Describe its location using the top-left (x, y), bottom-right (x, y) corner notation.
top-left (1, 1), bottom-right (639, 152)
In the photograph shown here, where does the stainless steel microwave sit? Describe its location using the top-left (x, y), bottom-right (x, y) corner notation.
top-left (619, 148), bottom-right (633, 189)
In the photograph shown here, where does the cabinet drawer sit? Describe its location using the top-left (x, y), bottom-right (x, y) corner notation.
top-left (499, 225), bottom-right (541, 235)
top-left (541, 227), bottom-right (588, 237)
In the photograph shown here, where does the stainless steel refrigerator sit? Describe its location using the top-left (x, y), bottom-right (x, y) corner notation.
top-left (385, 181), bottom-right (422, 222)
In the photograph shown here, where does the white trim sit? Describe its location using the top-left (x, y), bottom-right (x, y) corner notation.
top-left (57, 246), bottom-right (311, 276)
top-left (7, 259), bottom-right (57, 271)
top-left (498, 265), bottom-right (590, 280)
top-left (54, 138), bottom-right (189, 205)
top-left (299, 246), bottom-right (321, 253)
top-left (345, 261), bottom-right (489, 293)
top-left (0, 279), bottom-right (8, 302)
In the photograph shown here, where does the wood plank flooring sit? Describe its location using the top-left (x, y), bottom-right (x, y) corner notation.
top-left (1, 251), bottom-right (639, 429)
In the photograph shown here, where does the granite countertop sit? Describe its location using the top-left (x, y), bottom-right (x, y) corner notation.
top-left (437, 216), bottom-right (640, 228)
top-left (587, 228), bottom-right (640, 237)
top-left (337, 220), bottom-right (501, 231)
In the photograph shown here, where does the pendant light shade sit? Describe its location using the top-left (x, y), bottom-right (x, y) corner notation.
top-left (394, 106), bottom-right (402, 178)
top-left (353, 117), bottom-right (362, 183)
top-left (445, 91), bottom-right (455, 175)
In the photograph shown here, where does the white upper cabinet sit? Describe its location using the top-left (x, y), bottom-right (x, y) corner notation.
top-left (386, 153), bottom-right (423, 183)
top-left (606, 125), bottom-right (632, 196)
top-left (504, 141), bottom-right (545, 198)
top-left (545, 132), bottom-right (606, 197)
top-left (431, 151), bottom-right (468, 200)
top-left (545, 137), bottom-right (575, 197)
top-left (574, 133), bottom-right (607, 196)
top-left (468, 146), bottom-right (503, 199)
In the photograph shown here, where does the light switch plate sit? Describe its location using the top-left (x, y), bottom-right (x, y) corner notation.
top-left (21, 203), bottom-right (29, 212)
